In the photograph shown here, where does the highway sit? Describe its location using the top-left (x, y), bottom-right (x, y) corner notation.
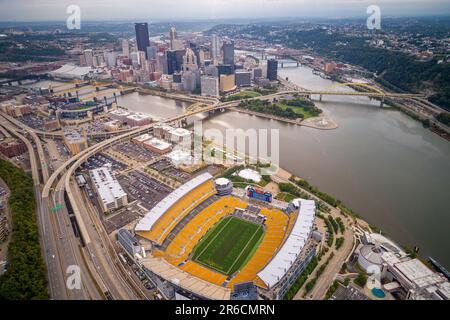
top-left (0, 83), bottom-right (430, 300)
top-left (0, 115), bottom-right (68, 299)
top-left (0, 114), bottom-right (102, 300)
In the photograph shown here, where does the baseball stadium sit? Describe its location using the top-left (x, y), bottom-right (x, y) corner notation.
top-left (134, 172), bottom-right (318, 300)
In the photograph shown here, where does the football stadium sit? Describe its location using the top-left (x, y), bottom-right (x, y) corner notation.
top-left (135, 172), bottom-right (318, 300)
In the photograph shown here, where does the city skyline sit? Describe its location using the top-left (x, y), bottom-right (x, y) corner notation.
top-left (0, 0), bottom-right (449, 305)
top-left (0, 0), bottom-right (450, 21)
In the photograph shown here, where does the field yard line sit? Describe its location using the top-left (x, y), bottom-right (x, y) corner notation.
top-left (196, 217), bottom-right (233, 261)
top-left (225, 224), bottom-right (262, 275)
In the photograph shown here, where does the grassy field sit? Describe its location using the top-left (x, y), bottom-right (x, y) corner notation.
top-left (192, 216), bottom-right (264, 275)
top-left (275, 192), bottom-right (296, 203)
top-left (275, 102), bottom-right (317, 119)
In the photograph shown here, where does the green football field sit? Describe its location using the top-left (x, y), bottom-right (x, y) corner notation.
top-left (192, 216), bottom-right (264, 275)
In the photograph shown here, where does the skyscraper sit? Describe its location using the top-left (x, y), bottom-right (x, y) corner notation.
top-left (169, 26), bottom-right (177, 49)
top-left (166, 50), bottom-right (185, 74)
top-left (222, 41), bottom-right (235, 65)
top-left (146, 45), bottom-right (157, 60)
top-left (122, 39), bottom-right (130, 57)
top-left (267, 59), bottom-right (278, 81)
top-left (201, 76), bottom-right (219, 97)
top-left (135, 23), bottom-right (150, 58)
top-left (211, 34), bottom-right (221, 61)
top-left (182, 48), bottom-right (198, 72)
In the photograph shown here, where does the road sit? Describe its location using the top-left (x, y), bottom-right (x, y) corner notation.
top-left (272, 174), bottom-right (355, 300)
top-left (0, 116), bottom-right (68, 299)
top-left (3, 82), bottom-right (420, 300)
top-left (0, 114), bottom-right (101, 299)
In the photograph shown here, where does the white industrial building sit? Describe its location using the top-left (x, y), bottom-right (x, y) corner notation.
top-left (382, 252), bottom-right (450, 300)
top-left (125, 113), bottom-right (152, 127)
top-left (169, 127), bottom-right (191, 144)
top-left (167, 149), bottom-right (193, 167)
top-left (356, 232), bottom-right (450, 300)
top-left (89, 165), bottom-right (128, 213)
top-left (48, 64), bottom-right (93, 80)
top-left (109, 108), bottom-right (131, 122)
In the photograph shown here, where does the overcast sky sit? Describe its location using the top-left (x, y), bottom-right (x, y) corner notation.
top-left (1, 0), bottom-right (449, 21)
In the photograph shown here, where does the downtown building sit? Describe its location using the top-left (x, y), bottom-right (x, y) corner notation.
top-left (219, 74), bottom-right (236, 93)
top-left (135, 23), bottom-right (150, 58)
top-left (267, 59), bottom-right (278, 81)
top-left (235, 70), bottom-right (252, 87)
top-left (222, 41), bottom-right (235, 66)
top-left (201, 76), bottom-right (219, 97)
top-left (210, 34), bottom-right (221, 62)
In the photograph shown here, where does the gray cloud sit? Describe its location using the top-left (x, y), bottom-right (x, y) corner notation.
top-left (0, 0), bottom-right (449, 21)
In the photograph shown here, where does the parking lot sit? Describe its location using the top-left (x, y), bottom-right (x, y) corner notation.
top-left (81, 152), bottom-right (128, 173)
top-left (112, 142), bottom-right (159, 163)
top-left (18, 114), bottom-right (45, 130)
top-left (117, 170), bottom-right (172, 210)
top-left (103, 202), bottom-right (146, 234)
top-left (149, 158), bottom-right (173, 172)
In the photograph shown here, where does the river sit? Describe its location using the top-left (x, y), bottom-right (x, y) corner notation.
top-left (206, 65), bottom-right (449, 268)
top-left (27, 71), bottom-right (450, 268)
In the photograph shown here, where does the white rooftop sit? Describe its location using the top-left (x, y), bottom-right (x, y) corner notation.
top-left (110, 109), bottom-right (130, 117)
top-left (167, 149), bottom-right (193, 165)
top-left (126, 113), bottom-right (151, 121)
top-left (49, 64), bottom-right (92, 78)
top-left (133, 133), bottom-right (152, 143)
top-left (395, 259), bottom-right (443, 288)
top-left (89, 166), bottom-right (127, 205)
top-left (257, 199), bottom-right (315, 288)
top-left (143, 138), bottom-right (172, 151)
top-left (135, 172), bottom-right (213, 232)
top-left (238, 168), bottom-right (261, 183)
top-left (170, 127), bottom-right (191, 137)
top-left (215, 177), bottom-right (231, 186)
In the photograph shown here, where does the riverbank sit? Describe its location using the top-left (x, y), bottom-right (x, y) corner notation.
top-left (229, 107), bottom-right (338, 130)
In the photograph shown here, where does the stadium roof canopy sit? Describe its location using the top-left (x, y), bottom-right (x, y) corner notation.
top-left (49, 64), bottom-right (93, 80)
top-left (257, 199), bottom-right (316, 288)
top-left (135, 172), bottom-right (213, 232)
